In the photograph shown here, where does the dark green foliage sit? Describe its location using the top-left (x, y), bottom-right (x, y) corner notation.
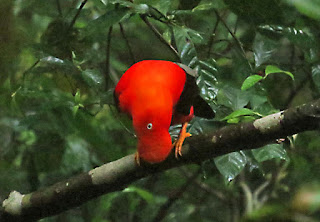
top-left (0, 0), bottom-right (320, 221)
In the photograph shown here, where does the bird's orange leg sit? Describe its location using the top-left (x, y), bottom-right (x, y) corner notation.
top-left (173, 122), bottom-right (192, 158)
top-left (134, 151), bottom-right (141, 166)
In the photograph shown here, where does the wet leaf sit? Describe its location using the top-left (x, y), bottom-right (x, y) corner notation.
top-left (81, 69), bottom-right (104, 90)
top-left (312, 65), bottom-right (320, 91)
top-left (215, 151), bottom-right (247, 182)
top-left (217, 86), bottom-right (250, 110)
top-left (252, 144), bottom-right (288, 162)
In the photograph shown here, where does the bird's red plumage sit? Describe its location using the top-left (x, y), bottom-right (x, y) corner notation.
top-left (114, 60), bottom-right (189, 163)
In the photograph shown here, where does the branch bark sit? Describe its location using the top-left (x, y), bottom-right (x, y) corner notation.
top-left (1, 99), bottom-right (320, 221)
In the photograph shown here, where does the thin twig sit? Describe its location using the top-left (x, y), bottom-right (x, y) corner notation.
top-left (105, 26), bottom-right (113, 89)
top-left (207, 13), bottom-right (220, 58)
top-left (252, 180), bottom-right (270, 210)
top-left (213, 9), bottom-right (253, 71)
top-left (239, 181), bottom-right (253, 215)
top-left (119, 23), bottom-right (136, 64)
top-left (22, 59), bottom-right (40, 82)
top-left (68, 0), bottom-right (88, 32)
top-left (140, 15), bottom-right (180, 61)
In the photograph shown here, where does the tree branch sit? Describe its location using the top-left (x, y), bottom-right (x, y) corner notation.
top-left (1, 99), bottom-right (320, 221)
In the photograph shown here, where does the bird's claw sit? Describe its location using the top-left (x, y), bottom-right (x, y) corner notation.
top-left (173, 122), bottom-right (191, 159)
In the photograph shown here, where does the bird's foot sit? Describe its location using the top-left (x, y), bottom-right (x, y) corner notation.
top-left (173, 122), bottom-right (191, 159)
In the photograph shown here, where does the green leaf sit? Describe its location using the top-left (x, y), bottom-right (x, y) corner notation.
top-left (81, 69), bottom-right (104, 90)
top-left (241, 75), bottom-right (263, 91)
top-left (72, 105), bottom-right (79, 117)
top-left (283, 27), bottom-right (316, 49)
top-left (85, 8), bottom-right (130, 41)
top-left (222, 108), bottom-right (261, 121)
top-left (288, 0), bottom-right (320, 20)
top-left (192, 3), bottom-right (215, 11)
top-left (214, 151), bottom-right (247, 182)
top-left (196, 59), bottom-right (219, 101)
top-left (18, 130), bottom-right (37, 146)
top-left (173, 26), bottom-right (197, 65)
top-left (36, 56), bottom-right (81, 77)
top-left (252, 144), bottom-right (288, 162)
top-left (123, 186), bottom-right (154, 203)
top-left (312, 65), bottom-right (320, 91)
top-left (217, 86), bottom-right (250, 110)
top-left (60, 135), bottom-right (92, 174)
top-left (162, 28), bottom-right (172, 45)
top-left (265, 65), bottom-right (294, 80)
top-left (75, 89), bottom-right (81, 104)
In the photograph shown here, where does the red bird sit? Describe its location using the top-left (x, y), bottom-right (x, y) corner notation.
top-left (114, 60), bottom-right (214, 164)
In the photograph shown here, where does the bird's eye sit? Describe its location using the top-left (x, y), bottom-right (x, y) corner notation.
top-left (147, 123), bottom-right (153, 130)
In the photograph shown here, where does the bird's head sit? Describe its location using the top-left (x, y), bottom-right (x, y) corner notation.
top-left (132, 107), bottom-right (173, 163)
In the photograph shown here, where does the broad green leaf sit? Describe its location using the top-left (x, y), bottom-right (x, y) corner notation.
top-left (288, 0), bottom-right (320, 20)
top-left (162, 28), bottom-right (172, 45)
top-left (192, 3), bottom-right (215, 11)
top-left (241, 75), bottom-right (263, 91)
top-left (123, 186), bottom-right (154, 203)
top-left (81, 69), bottom-right (104, 90)
top-left (312, 65), bottom-right (320, 91)
top-left (265, 65), bottom-right (294, 80)
top-left (156, 0), bottom-right (173, 15)
top-left (191, 0), bottom-right (227, 11)
top-left (185, 28), bottom-right (204, 44)
top-left (214, 151), bottom-right (247, 182)
top-left (222, 108), bottom-right (261, 121)
top-left (217, 86), bottom-right (250, 110)
top-left (196, 59), bottom-right (219, 101)
top-left (252, 144), bottom-right (288, 162)
top-left (257, 25), bottom-right (283, 40)
top-left (85, 8), bottom-right (130, 41)
top-left (60, 135), bottom-right (92, 174)
top-left (284, 27), bottom-right (316, 49)
top-left (173, 26), bottom-right (197, 65)
top-left (226, 116), bottom-right (256, 124)
top-left (37, 56), bottom-right (81, 77)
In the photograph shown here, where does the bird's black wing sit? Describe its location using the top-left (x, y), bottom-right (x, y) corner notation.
top-left (175, 63), bottom-right (215, 119)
